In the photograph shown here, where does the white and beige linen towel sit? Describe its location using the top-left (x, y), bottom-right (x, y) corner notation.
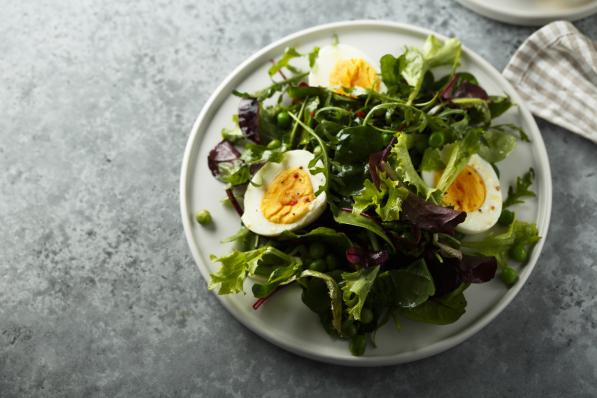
top-left (503, 21), bottom-right (597, 143)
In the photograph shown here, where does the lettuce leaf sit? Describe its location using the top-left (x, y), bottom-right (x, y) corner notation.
top-left (341, 266), bottom-right (380, 321)
top-left (462, 220), bottom-right (540, 267)
top-left (391, 133), bottom-right (437, 200)
top-left (300, 270), bottom-right (343, 335)
top-left (401, 36), bottom-right (461, 104)
top-left (478, 129), bottom-right (516, 163)
top-left (209, 246), bottom-right (301, 295)
top-left (435, 129), bottom-right (481, 194)
top-left (351, 176), bottom-right (409, 222)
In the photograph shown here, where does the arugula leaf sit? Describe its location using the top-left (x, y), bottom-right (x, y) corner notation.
top-left (503, 168), bottom-right (536, 208)
top-left (268, 47), bottom-right (301, 76)
top-left (390, 133), bottom-right (437, 200)
top-left (399, 283), bottom-right (468, 325)
top-left (462, 219), bottom-right (540, 267)
top-left (478, 129), bottom-right (517, 163)
top-left (300, 270), bottom-right (343, 335)
top-left (435, 129), bottom-right (481, 194)
top-left (341, 266), bottom-right (380, 321)
top-left (331, 205), bottom-right (395, 250)
top-left (371, 259), bottom-right (435, 308)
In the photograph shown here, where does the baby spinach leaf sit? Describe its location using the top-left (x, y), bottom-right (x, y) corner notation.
top-left (478, 129), bottom-right (517, 163)
top-left (278, 227), bottom-right (352, 251)
top-left (371, 259), bottom-right (435, 308)
top-left (341, 266), bottom-right (380, 321)
top-left (399, 283), bottom-right (468, 324)
top-left (488, 95), bottom-right (513, 119)
top-left (334, 126), bottom-right (386, 163)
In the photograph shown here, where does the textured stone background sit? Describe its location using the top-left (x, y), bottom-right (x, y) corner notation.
top-left (1, 1), bottom-right (596, 397)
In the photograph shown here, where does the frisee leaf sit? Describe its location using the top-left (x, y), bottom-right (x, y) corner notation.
top-left (390, 133), bottom-right (437, 201)
top-left (341, 266), bottom-right (380, 321)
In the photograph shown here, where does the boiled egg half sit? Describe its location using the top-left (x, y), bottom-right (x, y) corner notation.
top-left (241, 150), bottom-right (327, 236)
top-left (308, 44), bottom-right (381, 95)
top-left (423, 154), bottom-right (502, 234)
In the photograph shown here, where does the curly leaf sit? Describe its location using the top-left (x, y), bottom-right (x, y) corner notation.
top-left (341, 266), bottom-right (380, 321)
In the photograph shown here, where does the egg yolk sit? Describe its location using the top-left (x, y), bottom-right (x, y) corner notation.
top-left (329, 58), bottom-right (380, 95)
top-left (261, 167), bottom-right (315, 224)
top-left (440, 166), bottom-right (486, 212)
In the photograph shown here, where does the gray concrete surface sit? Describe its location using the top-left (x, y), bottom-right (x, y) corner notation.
top-left (1, 1), bottom-right (596, 397)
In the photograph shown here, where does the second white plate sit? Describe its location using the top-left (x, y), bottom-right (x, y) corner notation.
top-left (456, 0), bottom-right (597, 26)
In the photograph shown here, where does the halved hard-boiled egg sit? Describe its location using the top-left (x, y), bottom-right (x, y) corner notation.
top-left (423, 154), bottom-right (502, 234)
top-left (241, 150), bottom-right (327, 236)
top-left (308, 44), bottom-right (380, 95)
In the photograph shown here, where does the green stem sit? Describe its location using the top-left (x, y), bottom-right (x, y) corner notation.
top-left (288, 112), bottom-right (330, 194)
top-left (288, 101), bottom-right (306, 149)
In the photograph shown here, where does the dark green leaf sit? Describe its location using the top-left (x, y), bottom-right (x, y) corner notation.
top-left (399, 283), bottom-right (468, 324)
top-left (334, 126), bottom-right (386, 163)
top-left (371, 259), bottom-right (435, 308)
top-left (503, 168), bottom-right (536, 208)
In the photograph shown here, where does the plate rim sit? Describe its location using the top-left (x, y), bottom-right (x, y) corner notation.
top-left (179, 19), bottom-right (553, 366)
top-left (455, 0), bottom-right (597, 26)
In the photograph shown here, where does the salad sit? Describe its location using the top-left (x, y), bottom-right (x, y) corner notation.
top-left (201, 34), bottom-right (540, 356)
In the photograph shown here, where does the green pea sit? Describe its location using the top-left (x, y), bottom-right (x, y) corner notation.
top-left (325, 254), bottom-right (339, 270)
top-left (308, 259), bottom-right (327, 272)
top-left (195, 209), bottom-right (212, 225)
top-left (382, 132), bottom-right (394, 143)
top-left (266, 139), bottom-right (281, 149)
top-left (349, 334), bottom-right (367, 356)
top-left (360, 308), bottom-right (374, 324)
top-left (498, 209), bottom-right (515, 226)
top-left (500, 265), bottom-right (519, 287)
top-left (428, 131), bottom-right (445, 148)
top-left (510, 242), bottom-right (529, 263)
top-left (342, 319), bottom-right (357, 337)
top-left (276, 111), bottom-right (291, 128)
top-left (308, 242), bottom-right (326, 258)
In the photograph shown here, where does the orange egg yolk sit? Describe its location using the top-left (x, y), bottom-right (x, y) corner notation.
top-left (329, 58), bottom-right (380, 95)
top-left (261, 167), bottom-right (315, 224)
top-left (439, 166), bottom-right (486, 212)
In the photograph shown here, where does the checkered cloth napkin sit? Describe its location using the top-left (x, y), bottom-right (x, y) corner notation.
top-left (503, 21), bottom-right (597, 143)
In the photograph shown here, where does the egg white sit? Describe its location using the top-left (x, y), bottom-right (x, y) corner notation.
top-left (423, 154), bottom-right (502, 234)
top-left (308, 44), bottom-right (380, 93)
top-left (241, 150), bottom-right (327, 236)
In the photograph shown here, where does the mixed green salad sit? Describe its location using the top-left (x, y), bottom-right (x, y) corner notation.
top-left (202, 35), bottom-right (540, 356)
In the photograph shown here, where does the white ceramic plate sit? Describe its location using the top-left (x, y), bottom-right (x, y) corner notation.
top-left (456, 0), bottom-right (597, 26)
top-left (180, 21), bottom-right (552, 366)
